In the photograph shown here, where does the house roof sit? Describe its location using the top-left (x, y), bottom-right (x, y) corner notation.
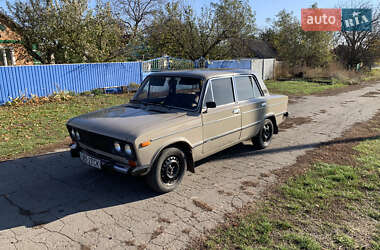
top-left (0, 11), bottom-right (19, 33)
top-left (246, 40), bottom-right (277, 59)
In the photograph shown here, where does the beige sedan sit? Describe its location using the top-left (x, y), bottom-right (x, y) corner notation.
top-left (67, 70), bottom-right (288, 193)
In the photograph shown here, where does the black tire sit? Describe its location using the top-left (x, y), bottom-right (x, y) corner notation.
top-left (145, 147), bottom-right (187, 193)
top-left (252, 119), bottom-right (274, 149)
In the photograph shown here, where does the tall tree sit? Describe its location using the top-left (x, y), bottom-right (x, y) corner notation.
top-left (6, 0), bottom-right (126, 64)
top-left (265, 9), bottom-right (333, 68)
top-left (334, 1), bottom-right (380, 69)
top-left (113, 0), bottom-right (163, 39)
top-left (146, 0), bottom-right (256, 60)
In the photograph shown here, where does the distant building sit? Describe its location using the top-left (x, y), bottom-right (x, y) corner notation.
top-left (246, 40), bottom-right (277, 59)
top-left (0, 12), bottom-right (33, 66)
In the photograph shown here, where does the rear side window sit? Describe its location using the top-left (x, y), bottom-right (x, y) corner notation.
top-left (235, 76), bottom-right (254, 101)
top-left (211, 78), bottom-right (234, 106)
top-left (235, 76), bottom-right (262, 101)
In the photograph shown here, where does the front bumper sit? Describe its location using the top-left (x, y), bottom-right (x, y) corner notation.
top-left (70, 142), bottom-right (150, 176)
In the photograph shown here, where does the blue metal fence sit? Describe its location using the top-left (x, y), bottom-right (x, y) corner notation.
top-left (0, 57), bottom-right (274, 105)
top-left (0, 62), bottom-right (142, 104)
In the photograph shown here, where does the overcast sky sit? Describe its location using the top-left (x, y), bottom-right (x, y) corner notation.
top-left (1, 0), bottom-right (379, 29)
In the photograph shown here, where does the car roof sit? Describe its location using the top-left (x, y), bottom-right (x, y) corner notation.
top-left (148, 69), bottom-right (255, 80)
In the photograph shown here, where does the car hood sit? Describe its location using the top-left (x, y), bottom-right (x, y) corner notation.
top-left (67, 105), bottom-right (188, 141)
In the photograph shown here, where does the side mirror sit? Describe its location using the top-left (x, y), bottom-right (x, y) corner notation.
top-left (206, 102), bottom-right (216, 108)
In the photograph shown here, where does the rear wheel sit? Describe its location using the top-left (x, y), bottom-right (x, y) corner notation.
top-left (146, 147), bottom-right (187, 193)
top-left (252, 119), bottom-right (274, 149)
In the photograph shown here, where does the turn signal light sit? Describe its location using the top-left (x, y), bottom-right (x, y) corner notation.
top-left (128, 160), bottom-right (137, 167)
top-left (140, 141), bottom-right (151, 148)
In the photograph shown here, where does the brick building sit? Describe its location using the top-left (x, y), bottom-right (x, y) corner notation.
top-left (0, 12), bottom-right (33, 66)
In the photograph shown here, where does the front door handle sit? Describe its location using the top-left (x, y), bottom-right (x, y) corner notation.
top-left (233, 109), bottom-right (240, 114)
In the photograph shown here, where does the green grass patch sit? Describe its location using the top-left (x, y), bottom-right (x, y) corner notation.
top-left (363, 68), bottom-right (380, 82)
top-left (202, 128), bottom-right (380, 249)
top-left (0, 94), bottom-right (131, 160)
top-left (265, 80), bottom-right (346, 96)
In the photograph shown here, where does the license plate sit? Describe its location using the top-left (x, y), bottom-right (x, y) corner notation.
top-left (80, 152), bottom-right (102, 170)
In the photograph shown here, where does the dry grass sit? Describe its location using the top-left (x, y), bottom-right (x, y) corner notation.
top-left (241, 181), bottom-right (259, 187)
top-left (275, 62), bottom-right (378, 85)
top-left (193, 200), bottom-right (213, 212)
top-left (151, 226), bottom-right (165, 240)
top-left (158, 217), bottom-right (171, 224)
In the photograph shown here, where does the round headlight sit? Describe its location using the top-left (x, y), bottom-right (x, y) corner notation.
top-left (75, 131), bottom-right (80, 140)
top-left (114, 142), bottom-right (121, 152)
top-left (124, 144), bottom-right (132, 155)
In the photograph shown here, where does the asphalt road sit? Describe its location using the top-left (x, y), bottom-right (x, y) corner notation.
top-left (1, 82), bottom-right (380, 250)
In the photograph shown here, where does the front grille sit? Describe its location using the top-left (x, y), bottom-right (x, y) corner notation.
top-left (67, 125), bottom-right (136, 160)
top-left (77, 129), bottom-right (116, 155)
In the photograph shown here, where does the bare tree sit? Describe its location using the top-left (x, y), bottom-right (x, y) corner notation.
top-left (113, 0), bottom-right (164, 38)
top-left (146, 0), bottom-right (256, 60)
top-left (335, 0), bottom-right (380, 69)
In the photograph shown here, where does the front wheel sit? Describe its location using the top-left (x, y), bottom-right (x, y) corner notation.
top-left (145, 147), bottom-right (187, 193)
top-left (252, 119), bottom-right (274, 149)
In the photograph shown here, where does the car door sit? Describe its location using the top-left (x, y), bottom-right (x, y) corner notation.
top-left (234, 75), bottom-right (266, 140)
top-left (201, 77), bottom-right (241, 154)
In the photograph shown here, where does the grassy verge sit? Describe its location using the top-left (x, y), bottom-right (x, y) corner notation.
top-left (266, 68), bottom-right (380, 96)
top-left (197, 114), bottom-right (380, 249)
top-left (0, 94), bottom-right (131, 160)
top-left (363, 68), bottom-right (380, 82)
top-left (265, 80), bottom-right (347, 96)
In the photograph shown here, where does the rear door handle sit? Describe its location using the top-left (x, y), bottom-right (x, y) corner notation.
top-left (233, 109), bottom-right (240, 114)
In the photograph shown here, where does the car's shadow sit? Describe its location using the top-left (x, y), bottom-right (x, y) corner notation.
top-left (0, 134), bottom-right (378, 231)
top-left (0, 151), bottom-right (157, 231)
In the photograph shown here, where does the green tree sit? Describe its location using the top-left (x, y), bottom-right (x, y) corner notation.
top-left (6, 0), bottom-right (126, 64)
top-left (267, 9), bottom-right (333, 68)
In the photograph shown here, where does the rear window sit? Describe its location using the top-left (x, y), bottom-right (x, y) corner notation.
top-left (211, 78), bottom-right (234, 106)
top-left (235, 76), bottom-right (262, 101)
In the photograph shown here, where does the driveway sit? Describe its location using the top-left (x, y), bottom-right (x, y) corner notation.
top-left (1, 82), bottom-right (380, 250)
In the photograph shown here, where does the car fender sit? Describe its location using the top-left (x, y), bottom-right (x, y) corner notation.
top-left (150, 137), bottom-right (195, 172)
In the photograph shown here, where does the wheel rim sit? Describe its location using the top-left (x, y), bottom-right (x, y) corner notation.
top-left (161, 156), bottom-right (181, 185)
top-left (262, 122), bottom-right (273, 142)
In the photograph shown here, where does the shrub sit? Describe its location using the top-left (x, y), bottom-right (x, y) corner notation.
top-left (91, 88), bottom-right (104, 95)
top-left (5, 91), bottom-right (74, 107)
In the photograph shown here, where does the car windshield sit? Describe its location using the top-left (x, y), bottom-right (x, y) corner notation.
top-left (132, 76), bottom-right (202, 110)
